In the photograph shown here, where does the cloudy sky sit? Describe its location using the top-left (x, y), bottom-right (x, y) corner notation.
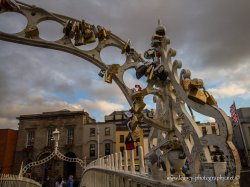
top-left (0, 0), bottom-right (250, 129)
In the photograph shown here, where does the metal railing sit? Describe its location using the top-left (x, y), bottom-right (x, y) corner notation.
top-left (80, 146), bottom-right (183, 187)
top-left (0, 173), bottom-right (41, 187)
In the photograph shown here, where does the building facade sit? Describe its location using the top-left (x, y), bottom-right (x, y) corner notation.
top-left (83, 122), bottom-right (116, 164)
top-left (104, 109), bottom-right (153, 138)
top-left (14, 109), bottom-right (95, 181)
top-left (104, 110), bottom-right (149, 169)
top-left (0, 129), bottom-right (18, 174)
top-left (232, 107), bottom-right (250, 167)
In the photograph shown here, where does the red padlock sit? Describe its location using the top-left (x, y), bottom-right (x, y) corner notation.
top-left (134, 84), bottom-right (142, 91)
top-left (125, 133), bottom-right (135, 150)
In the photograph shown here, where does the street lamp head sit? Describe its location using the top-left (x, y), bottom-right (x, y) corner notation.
top-left (52, 128), bottom-right (60, 142)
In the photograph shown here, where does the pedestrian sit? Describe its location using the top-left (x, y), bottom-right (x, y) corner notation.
top-left (55, 176), bottom-right (65, 187)
top-left (66, 175), bottom-right (74, 187)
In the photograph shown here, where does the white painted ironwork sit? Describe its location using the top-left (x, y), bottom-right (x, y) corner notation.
top-left (0, 174), bottom-right (41, 187)
top-left (21, 129), bottom-right (84, 175)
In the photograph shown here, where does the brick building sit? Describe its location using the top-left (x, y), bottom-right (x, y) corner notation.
top-left (14, 109), bottom-right (95, 180)
top-left (0, 129), bottom-right (17, 174)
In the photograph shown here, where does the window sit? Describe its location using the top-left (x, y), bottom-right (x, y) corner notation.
top-left (105, 127), bottom-right (110, 136)
top-left (27, 129), bottom-right (35, 147)
top-left (105, 143), bottom-right (111, 155)
top-left (202, 127), bottom-right (207, 136)
top-left (120, 146), bottom-right (125, 156)
top-left (90, 144), bottom-right (95, 157)
top-left (67, 128), bottom-right (74, 145)
top-left (211, 126), bottom-right (216, 134)
top-left (47, 128), bottom-right (54, 146)
top-left (90, 128), bottom-right (95, 137)
top-left (120, 135), bottom-right (124, 143)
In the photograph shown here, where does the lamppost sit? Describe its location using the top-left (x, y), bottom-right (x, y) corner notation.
top-left (52, 128), bottom-right (60, 151)
top-left (97, 126), bottom-right (100, 160)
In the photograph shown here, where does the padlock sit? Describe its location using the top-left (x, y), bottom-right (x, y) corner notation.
top-left (133, 99), bottom-right (146, 113)
top-left (107, 64), bottom-right (120, 74)
top-left (144, 49), bottom-right (156, 59)
top-left (74, 32), bottom-right (85, 46)
top-left (80, 19), bottom-right (87, 33)
top-left (97, 25), bottom-right (110, 40)
top-left (125, 133), bottom-right (135, 150)
top-left (147, 66), bottom-right (155, 81)
top-left (129, 46), bottom-right (135, 55)
top-left (84, 33), bottom-right (96, 44)
top-left (83, 27), bottom-right (93, 39)
top-left (182, 79), bottom-right (191, 91)
top-left (135, 62), bottom-right (147, 79)
top-left (146, 64), bottom-right (153, 75)
top-left (91, 25), bottom-right (98, 36)
top-left (189, 78), bottom-right (204, 89)
top-left (69, 21), bottom-right (77, 39)
top-left (151, 39), bottom-right (161, 48)
top-left (63, 20), bottom-right (73, 36)
top-left (98, 69), bottom-right (106, 78)
top-left (188, 88), bottom-right (207, 104)
top-left (205, 92), bottom-right (217, 106)
top-left (25, 26), bottom-right (39, 38)
top-left (131, 88), bottom-right (136, 93)
top-left (104, 72), bottom-right (112, 84)
top-left (131, 127), bottom-right (141, 142)
top-left (134, 84), bottom-right (142, 91)
top-left (154, 65), bottom-right (167, 81)
top-left (81, 23), bottom-right (96, 44)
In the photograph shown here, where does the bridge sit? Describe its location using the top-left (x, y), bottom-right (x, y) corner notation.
top-left (0, 1), bottom-right (241, 187)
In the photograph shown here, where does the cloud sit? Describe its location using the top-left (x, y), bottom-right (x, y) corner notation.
top-left (80, 99), bottom-right (125, 114)
top-left (208, 84), bottom-right (247, 98)
top-left (0, 117), bottom-right (18, 129)
top-left (0, 95), bottom-right (83, 129)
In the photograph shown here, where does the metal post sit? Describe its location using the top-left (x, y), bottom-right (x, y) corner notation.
top-left (97, 126), bottom-right (100, 160)
top-left (124, 150), bottom-right (128, 172)
top-left (115, 153), bottom-right (118, 171)
top-left (130, 150), bottom-right (135, 174)
top-left (139, 146), bottom-right (145, 174)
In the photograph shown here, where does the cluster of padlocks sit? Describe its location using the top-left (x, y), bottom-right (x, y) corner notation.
top-left (183, 78), bottom-right (217, 106)
top-left (117, 25), bottom-right (170, 149)
top-left (123, 24), bottom-right (168, 82)
top-left (63, 20), bottom-right (110, 46)
top-left (98, 64), bottom-right (120, 84)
